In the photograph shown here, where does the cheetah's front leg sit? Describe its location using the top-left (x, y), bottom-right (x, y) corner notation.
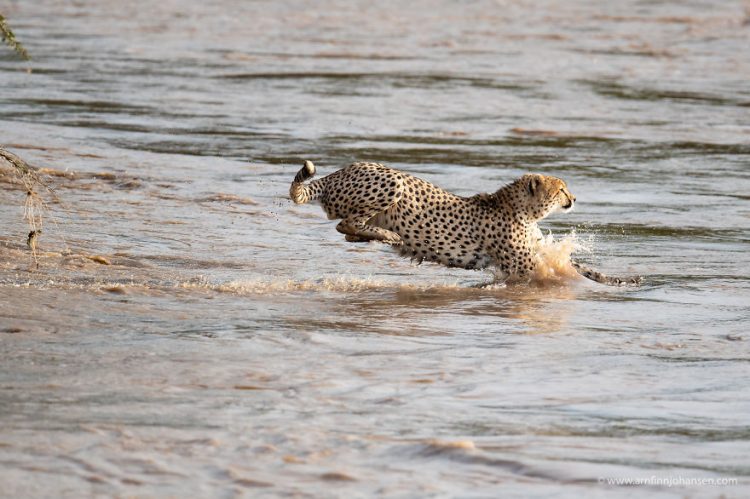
top-left (336, 218), bottom-right (403, 246)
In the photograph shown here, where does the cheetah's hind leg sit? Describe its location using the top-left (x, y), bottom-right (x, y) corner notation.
top-left (336, 216), bottom-right (403, 246)
top-left (344, 234), bottom-right (372, 243)
top-left (334, 171), bottom-right (405, 246)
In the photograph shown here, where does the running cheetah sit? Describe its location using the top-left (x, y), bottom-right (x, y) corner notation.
top-left (290, 161), bottom-right (640, 285)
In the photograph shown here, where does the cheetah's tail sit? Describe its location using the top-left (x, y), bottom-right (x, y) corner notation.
top-left (289, 160), bottom-right (317, 204)
top-left (571, 260), bottom-right (642, 287)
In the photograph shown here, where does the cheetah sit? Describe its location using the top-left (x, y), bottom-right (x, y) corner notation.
top-left (290, 161), bottom-right (640, 285)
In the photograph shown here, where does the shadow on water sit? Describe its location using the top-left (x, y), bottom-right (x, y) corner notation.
top-left (217, 71), bottom-right (538, 92)
top-left (581, 79), bottom-right (750, 108)
top-left (575, 223), bottom-right (750, 243)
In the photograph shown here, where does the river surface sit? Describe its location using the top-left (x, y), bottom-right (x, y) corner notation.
top-left (1, 1), bottom-right (749, 497)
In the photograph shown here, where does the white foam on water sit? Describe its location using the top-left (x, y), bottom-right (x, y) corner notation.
top-left (179, 275), bottom-right (468, 295)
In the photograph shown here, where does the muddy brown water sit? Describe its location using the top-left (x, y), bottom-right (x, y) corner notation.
top-left (1, 1), bottom-right (749, 497)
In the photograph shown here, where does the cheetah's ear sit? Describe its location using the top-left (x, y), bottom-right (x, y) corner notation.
top-left (527, 176), bottom-right (541, 197)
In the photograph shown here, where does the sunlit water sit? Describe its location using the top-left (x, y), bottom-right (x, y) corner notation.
top-left (1, 0), bottom-right (749, 497)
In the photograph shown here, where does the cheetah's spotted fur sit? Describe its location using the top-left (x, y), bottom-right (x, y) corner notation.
top-left (290, 161), bottom-right (579, 281)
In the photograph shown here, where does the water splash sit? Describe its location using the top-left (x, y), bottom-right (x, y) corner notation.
top-left (531, 230), bottom-right (592, 284)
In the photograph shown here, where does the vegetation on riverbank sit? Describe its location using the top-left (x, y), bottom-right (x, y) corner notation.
top-left (0, 148), bottom-right (55, 264)
top-left (1, 12), bottom-right (29, 60)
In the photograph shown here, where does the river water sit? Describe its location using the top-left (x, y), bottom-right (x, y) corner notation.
top-left (1, 0), bottom-right (749, 497)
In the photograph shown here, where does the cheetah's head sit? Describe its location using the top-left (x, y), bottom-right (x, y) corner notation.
top-left (514, 174), bottom-right (576, 221)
